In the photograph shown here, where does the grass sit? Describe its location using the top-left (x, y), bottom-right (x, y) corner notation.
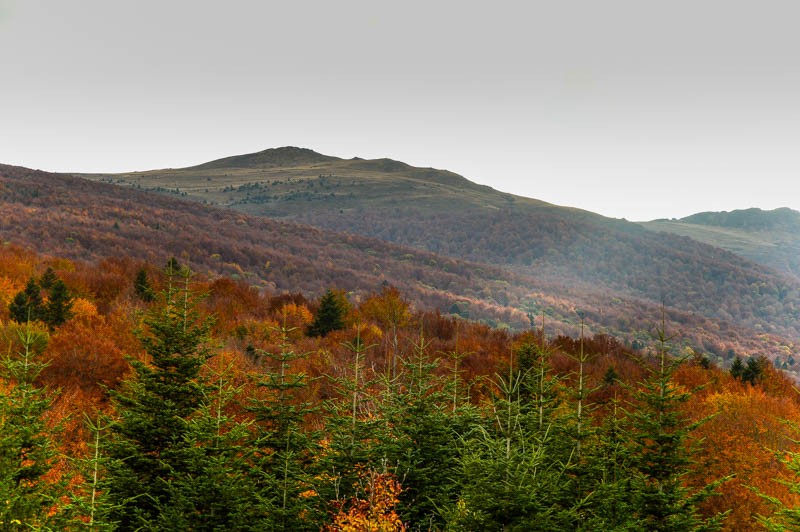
top-left (640, 220), bottom-right (800, 278)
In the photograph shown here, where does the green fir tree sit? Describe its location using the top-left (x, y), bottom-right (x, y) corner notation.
top-left (249, 316), bottom-right (319, 530)
top-left (0, 322), bottom-right (70, 530)
top-left (307, 289), bottom-right (349, 338)
top-left (43, 278), bottom-right (73, 329)
top-left (626, 320), bottom-right (728, 531)
top-left (134, 268), bottom-right (156, 303)
top-left (8, 279), bottom-right (44, 324)
top-left (100, 266), bottom-right (217, 530)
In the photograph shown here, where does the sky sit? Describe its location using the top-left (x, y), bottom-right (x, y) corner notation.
top-left (1, 0), bottom-right (799, 221)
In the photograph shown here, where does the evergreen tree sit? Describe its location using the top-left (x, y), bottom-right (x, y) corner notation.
top-left (579, 396), bottom-right (638, 530)
top-left (72, 413), bottom-right (115, 531)
top-left (100, 267), bottom-right (218, 530)
top-left (730, 356), bottom-right (745, 381)
top-left (249, 317), bottom-right (319, 530)
top-left (318, 325), bottom-right (387, 517)
top-left (307, 289), bottom-right (349, 337)
top-left (134, 268), bottom-right (156, 302)
top-left (446, 352), bottom-right (576, 530)
top-left (379, 326), bottom-right (471, 529)
top-left (742, 356), bottom-right (765, 386)
top-left (626, 321), bottom-right (728, 531)
top-left (38, 267), bottom-right (58, 291)
top-left (43, 278), bottom-right (73, 328)
top-left (9, 272), bottom-right (73, 329)
top-left (153, 356), bottom-right (262, 531)
top-left (0, 322), bottom-right (70, 530)
top-left (8, 278), bottom-right (44, 324)
top-left (755, 427), bottom-right (800, 530)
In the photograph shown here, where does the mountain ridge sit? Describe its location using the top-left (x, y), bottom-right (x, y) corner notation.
top-left (68, 147), bottom-right (800, 374)
top-left (641, 207), bottom-right (800, 278)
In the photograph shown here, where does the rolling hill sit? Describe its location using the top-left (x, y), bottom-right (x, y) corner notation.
top-left (78, 148), bottom-right (800, 360)
top-left (641, 208), bottom-right (800, 279)
top-left (0, 163), bottom-right (539, 329)
top-left (0, 161), bottom-right (776, 370)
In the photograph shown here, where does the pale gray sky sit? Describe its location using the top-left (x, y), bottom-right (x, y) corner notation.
top-left (2, 0), bottom-right (799, 220)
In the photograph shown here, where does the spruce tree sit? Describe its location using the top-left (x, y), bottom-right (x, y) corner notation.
top-left (379, 326), bottom-right (470, 529)
top-left (755, 433), bottom-right (800, 530)
top-left (43, 278), bottom-right (73, 328)
top-left (0, 322), bottom-right (69, 530)
top-left (134, 268), bottom-right (156, 303)
top-left (579, 396), bottom-right (638, 530)
top-left (446, 351), bottom-right (576, 530)
top-left (100, 266), bottom-right (216, 530)
top-left (8, 278), bottom-right (44, 324)
top-left (729, 356), bottom-right (744, 381)
top-left (626, 321), bottom-right (728, 531)
top-left (307, 289), bottom-right (349, 337)
top-left (741, 356), bottom-right (765, 386)
top-left (153, 356), bottom-right (263, 531)
top-left (249, 318), bottom-right (319, 530)
top-left (38, 267), bottom-right (58, 291)
top-left (318, 325), bottom-right (387, 518)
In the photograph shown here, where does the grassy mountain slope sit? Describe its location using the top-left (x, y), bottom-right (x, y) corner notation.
top-left (641, 208), bottom-right (800, 278)
top-left (80, 148), bottom-right (800, 351)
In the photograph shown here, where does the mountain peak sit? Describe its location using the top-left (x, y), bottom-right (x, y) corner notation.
top-left (190, 146), bottom-right (339, 170)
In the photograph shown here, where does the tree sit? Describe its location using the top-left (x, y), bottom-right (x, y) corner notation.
top-left (307, 289), bottom-right (349, 337)
top-left (360, 286), bottom-right (411, 380)
top-left (379, 326), bottom-right (469, 529)
top-left (742, 356), bottom-right (766, 386)
top-left (153, 355), bottom-right (262, 531)
top-left (317, 325), bottom-right (387, 517)
top-left (8, 278), bottom-right (43, 324)
top-left (0, 322), bottom-right (70, 530)
top-left (325, 468), bottom-right (407, 532)
top-left (446, 350), bottom-right (576, 530)
top-left (38, 267), bottom-right (58, 290)
top-left (580, 396), bottom-right (638, 530)
top-left (626, 321), bottom-right (728, 531)
top-left (134, 268), bottom-right (155, 302)
top-left (249, 317), bottom-right (319, 530)
top-left (754, 422), bottom-right (800, 530)
top-left (730, 356), bottom-right (744, 380)
top-left (100, 267), bottom-right (224, 530)
top-left (43, 278), bottom-right (73, 328)
top-left (9, 272), bottom-right (73, 330)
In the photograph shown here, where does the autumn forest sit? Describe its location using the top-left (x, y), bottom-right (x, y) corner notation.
top-left (4, 155), bottom-right (800, 531)
top-left (2, 244), bottom-right (800, 531)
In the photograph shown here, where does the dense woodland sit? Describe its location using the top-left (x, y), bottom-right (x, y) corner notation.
top-left (4, 245), bottom-right (800, 530)
top-left (2, 163), bottom-right (798, 372)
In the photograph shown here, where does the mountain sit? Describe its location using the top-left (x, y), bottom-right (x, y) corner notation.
top-left (190, 146), bottom-right (339, 170)
top-left (0, 163), bottom-right (539, 328)
top-left (640, 208), bottom-right (800, 279)
top-left (72, 148), bottom-right (800, 371)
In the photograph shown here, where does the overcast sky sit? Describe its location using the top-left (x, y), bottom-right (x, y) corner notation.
top-left (2, 1), bottom-right (799, 220)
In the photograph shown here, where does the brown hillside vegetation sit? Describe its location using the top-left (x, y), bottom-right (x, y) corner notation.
top-left (75, 148), bottom-right (800, 371)
top-left (2, 163), bottom-right (796, 367)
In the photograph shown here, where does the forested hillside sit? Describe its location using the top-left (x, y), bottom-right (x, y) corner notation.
top-left (4, 162), bottom-right (797, 370)
top-left (0, 163), bottom-right (531, 328)
top-left (642, 207), bottom-right (800, 279)
top-left (76, 148), bottom-right (800, 372)
top-left (2, 247), bottom-right (800, 530)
